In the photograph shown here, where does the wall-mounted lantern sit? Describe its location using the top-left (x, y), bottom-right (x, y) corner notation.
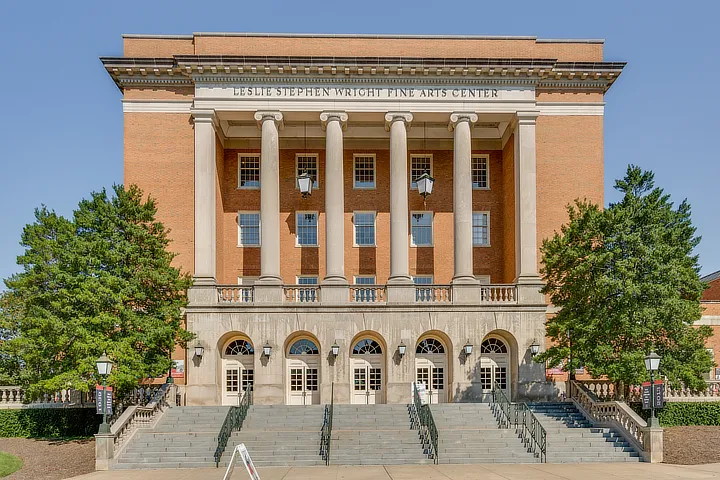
top-left (530, 342), bottom-right (540, 357)
top-left (297, 171), bottom-right (313, 198)
top-left (263, 341), bottom-right (272, 357)
top-left (416, 171), bottom-right (435, 200)
top-left (398, 341), bottom-right (407, 358)
top-left (463, 340), bottom-right (473, 356)
top-left (194, 343), bottom-right (205, 358)
top-left (331, 341), bottom-right (340, 357)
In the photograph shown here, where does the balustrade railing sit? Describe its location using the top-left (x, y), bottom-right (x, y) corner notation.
top-left (0, 386), bottom-right (94, 409)
top-left (111, 383), bottom-right (174, 456)
top-left (349, 285), bottom-right (386, 303)
top-left (415, 285), bottom-right (451, 303)
top-left (215, 388), bottom-right (252, 467)
top-left (218, 285), bottom-right (254, 303)
top-left (283, 286), bottom-right (320, 303)
top-left (320, 383), bottom-right (334, 465)
top-left (579, 379), bottom-right (720, 403)
top-left (490, 383), bottom-right (546, 462)
top-left (480, 285), bottom-right (517, 304)
top-left (411, 383), bottom-right (438, 463)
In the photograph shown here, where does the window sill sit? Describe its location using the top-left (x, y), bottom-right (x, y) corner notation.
top-left (237, 244), bottom-right (261, 248)
top-left (295, 244), bottom-right (319, 248)
top-left (353, 185), bottom-right (377, 190)
top-left (237, 186), bottom-right (261, 190)
top-left (353, 244), bottom-right (377, 248)
top-left (473, 244), bottom-right (491, 248)
top-left (472, 187), bottom-right (491, 191)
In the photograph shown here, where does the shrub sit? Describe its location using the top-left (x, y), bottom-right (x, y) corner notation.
top-left (630, 402), bottom-right (720, 427)
top-left (0, 408), bottom-right (100, 438)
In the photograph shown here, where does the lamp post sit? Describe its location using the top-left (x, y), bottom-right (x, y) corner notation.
top-left (644, 351), bottom-right (661, 427)
top-left (95, 353), bottom-right (114, 434)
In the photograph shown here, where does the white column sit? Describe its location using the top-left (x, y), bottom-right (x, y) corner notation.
top-left (514, 111), bottom-right (540, 283)
top-left (320, 111), bottom-right (349, 285)
top-left (449, 112), bottom-right (479, 285)
top-left (255, 111), bottom-right (284, 285)
top-left (192, 110), bottom-right (217, 285)
top-left (385, 112), bottom-right (414, 285)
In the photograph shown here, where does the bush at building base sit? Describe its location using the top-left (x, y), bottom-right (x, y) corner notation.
top-left (0, 408), bottom-right (101, 438)
top-left (631, 402), bottom-right (720, 427)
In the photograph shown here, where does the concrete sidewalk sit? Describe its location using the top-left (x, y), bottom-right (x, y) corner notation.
top-left (71, 463), bottom-right (720, 480)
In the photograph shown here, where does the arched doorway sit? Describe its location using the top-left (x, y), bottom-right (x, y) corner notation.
top-left (415, 337), bottom-right (447, 404)
top-left (480, 337), bottom-right (509, 402)
top-left (221, 338), bottom-right (255, 406)
top-left (286, 337), bottom-right (321, 405)
top-left (350, 337), bottom-right (385, 404)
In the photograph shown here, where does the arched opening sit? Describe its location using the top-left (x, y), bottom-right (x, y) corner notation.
top-left (415, 334), bottom-right (449, 404)
top-left (349, 331), bottom-right (386, 404)
top-left (284, 333), bottom-right (321, 405)
top-left (220, 335), bottom-right (255, 406)
top-left (479, 335), bottom-right (510, 402)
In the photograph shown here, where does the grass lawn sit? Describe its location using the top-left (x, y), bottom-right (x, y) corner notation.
top-left (0, 451), bottom-right (22, 477)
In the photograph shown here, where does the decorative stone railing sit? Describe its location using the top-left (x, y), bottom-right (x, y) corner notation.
top-left (580, 379), bottom-right (720, 403)
top-left (480, 285), bottom-right (517, 304)
top-left (415, 285), bottom-right (451, 303)
top-left (283, 286), bottom-right (320, 303)
top-left (218, 285), bottom-right (254, 303)
top-left (571, 380), bottom-right (662, 463)
top-left (0, 386), bottom-right (93, 409)
top-left (96, 383), bottom-right (176, 470)
top-left (349, 285), bottom-right (386, 303)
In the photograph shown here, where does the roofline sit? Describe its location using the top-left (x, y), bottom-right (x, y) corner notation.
top-left (702, 270), bottom-right (720, 283)
top-left (120, 32), bottom-right (605, 44)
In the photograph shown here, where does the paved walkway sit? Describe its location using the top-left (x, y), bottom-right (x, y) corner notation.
top-left (71, 463), bottom-right (720, 480)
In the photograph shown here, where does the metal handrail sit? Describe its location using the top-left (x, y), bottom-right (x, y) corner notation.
top-left (412, 383), bottom-right (439, 463)
top-left (214, 389), bottom-right (252, 467)
top-left (320, 383), bottom-right (334, 465)
top-left (491, 383), bottom-right (546, 463)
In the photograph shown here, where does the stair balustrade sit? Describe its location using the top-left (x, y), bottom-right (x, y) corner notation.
top-left (411, 383), bottom-right (439, 463)
top-left (214, 388), bottom-right (252, 467)
top-left (319, 383), bottom-right (334, 465)
top-left (490, 383), bottom-right (547, 463)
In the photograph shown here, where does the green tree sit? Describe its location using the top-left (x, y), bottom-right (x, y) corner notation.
top-left (536, 165), bottom-right (713, 391)
top-left (2, 185), bottom-right (193, 398)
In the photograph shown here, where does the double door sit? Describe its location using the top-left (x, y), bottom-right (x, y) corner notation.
top-left (222, 359), bottom-right (254, 406)
top-left (480, 355), bottom-right (508, 402)
top-left (287, 359), bottom-right (320, 405)
top-left (352, 357), bottom-right (383, 404)
top-left (415, 356), bottom-right (446, 404)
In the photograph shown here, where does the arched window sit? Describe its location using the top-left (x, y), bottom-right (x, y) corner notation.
top-left (416, 338), bottom-right (445, 354)
top-left (225, 339), bottom-right (254, 356)
top-left (481, 338), bottom-right (508, 354)
top-left (288, 338), bottom-right (319, 355)
top-left (353, 339), bottom-right (383, 355)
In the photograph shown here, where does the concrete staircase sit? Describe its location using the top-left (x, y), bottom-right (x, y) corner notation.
top-left (434, 403), bottom-right (539, 464)
top-left (528, 403), bottom-right (642, 463)
top-left (224, 405), bottom-right (326, 467)
top-left (113, 406), bottom-right (230, 469)
top-left (330, 404), bottom-right (433, 465)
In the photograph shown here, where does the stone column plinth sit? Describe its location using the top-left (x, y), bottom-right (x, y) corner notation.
top-left (94, 433), bottom-right (115, 470)
top-left (643, 426), bottom-right (664, 463)
top-left (321, 111), bottom-right (348, 286)
top-left (514, 111), bottom-right (541, 284)
top-left (255, 111), bottom-right (284, 286)
top-left (449, 112), bottom-right (479, 285)
top-left (385, 112), bottom-right (413, 286)
top-left (192, 110), bottom-right (217, 286)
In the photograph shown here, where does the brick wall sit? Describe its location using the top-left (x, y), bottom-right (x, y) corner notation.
top-left (703, 277), bottom-right (720, 301)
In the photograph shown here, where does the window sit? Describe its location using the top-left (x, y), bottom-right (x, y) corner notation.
top-left (353, 212), bottom-right (376, 246)
top-left (410, 155), bottom-right (433, 189)
top-left (481, 338), bottom-right (508, 354)
top-left (289, 339), bottom-right (319, 355)
top-left (414, 276), bottom-right (433, 301)
top-left (355, 276), bottom-right (376, 285)
top-left (238, 155), bottom-right (260, 188)
top-left (237, 212), bottom-right (260, 246)
top-left (413, 276), bottom-right (433, 285)
top-left (296, 276), bottom-right (318, 285)
top-left (472, 155), bottom-right (490, 189)
top-left (353, 339), bottom-right (383, 354)
top-left (354, 154), bottom-right (376, 189)
top-left (235, 277), bottom-right (257, 303)
top-left (472, 212), bottom-right (490, 246)
top-left (411, 212), bottom-right (433, 246)
top-left (296, 212), bottom-right (318, 246)
top-left (416, 338), bottom-right (445, 354)
top-left (296, 154), bottom-right (319, 188)
top-left (225, 339), bottom-right (254, 356)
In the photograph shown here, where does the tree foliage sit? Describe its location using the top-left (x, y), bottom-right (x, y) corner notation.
top-left (536, 165), bottom-right (713, 390)
top-left (1, 185), bottom-right (193, 398)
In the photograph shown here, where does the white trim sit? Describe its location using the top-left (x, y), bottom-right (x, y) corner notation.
top-left (537, 102), bottom-right (605, 116)
top-left (237, 276), bottom-right (259, 285)
top-left (237, 154), bottom-right (261, 190)
top-left (237, 211), bottom-right (261, 247)
top-left (410, 211), bottom-right (433, 247)
top-left (295, 153), bottom-right (320, 189)
top-left (354, 275), bottom-right (377, 285)
top-left (410, 154), bottom-right (433, 190)
top-left (295, 211), bottom-right (319, 247)
top-left (121, 100), bottom-right (193, 113)
top-left (353, 154), bottom-right (377, 190)
top-left (472, 211), bottom-right (491, 247)
top-left (696, 316), bottom-right (720, 326)
top-left (352, 211), bottom-right (377, 247)
top-left (475, 275), bottom-right (491, 285)
top-left (471, 154), bottom-right (491, 190)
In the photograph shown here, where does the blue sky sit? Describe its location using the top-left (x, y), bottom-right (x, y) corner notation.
top-left (1, 0), bottom-right (718, 283)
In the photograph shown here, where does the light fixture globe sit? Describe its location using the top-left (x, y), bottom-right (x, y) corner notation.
top-left (96, 352), bottom-right (114, 376)
top-left (194, 343), bottom-right (204, 358)
top-left (331, 341), bottom-right (340, 357)
top-left (415, 171), bottom-right (435, 200)
top-left (530, 342), bottom-right (541, 356)
top-left (463, 341), bottom-right (473, 356)
top-left (297, 171), bottom-right (313, 198)
top-left (398, 341), bottom-right (407, 357)
top-left (644, 351), bottom-right (661, 372)
top-left (263, 341), bottom-right (272, 357)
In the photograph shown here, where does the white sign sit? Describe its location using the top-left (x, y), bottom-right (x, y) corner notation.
top-left (415, 383), bottom-right (428, 405)
top-left (223, 444), bottom-right (260, 480)
top-left (231, 86), bottom-right (501, 100)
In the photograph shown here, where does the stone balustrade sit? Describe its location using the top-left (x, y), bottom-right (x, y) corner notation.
top-left (349, 285), bottom-right (386, 303)
top-left (480, 285), bottom-right (517, 304)
top-left (579, 379), bottom-right (720, 403)
top-left (415, 285), bottom-right (452, 303)
top-left (218, 285), bottom-right (254, 303)
top-left (283, 286), bottom-right (320, 303)
top-left (0, 386), bottom-right (92, 409)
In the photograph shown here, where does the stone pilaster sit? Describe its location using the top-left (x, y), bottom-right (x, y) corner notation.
top-left (192, 110), bottom-right (217, 286)
top-left (514, 111), bottom-right (541, 284)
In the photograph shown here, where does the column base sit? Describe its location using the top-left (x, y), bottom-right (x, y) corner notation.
top-left (451, 275), bottom-right (479, 285)
top-left (387, 275), bottom-right (413, 285)
top-left (322, 275), bottom-right (348, 286)
top-left (256, 275), bottom-right (283, 286)
top-left (192, 276), bottom-right (217, 286)
top-left (188, 280), bottom-right (218, 306)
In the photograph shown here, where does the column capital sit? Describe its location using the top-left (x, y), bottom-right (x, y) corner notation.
top-left (191, 109), bottom-right (216, 124)
top-left (448, 112), bottom-right (478, 131)
top-left (320, 111), bottom-right (348, 131)
top-left (384, 112), bottom-right (413, 131)
top-left (254, 111), bottom-right (284, 129)
top-left (516, 110), bottom-right (540, 125)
